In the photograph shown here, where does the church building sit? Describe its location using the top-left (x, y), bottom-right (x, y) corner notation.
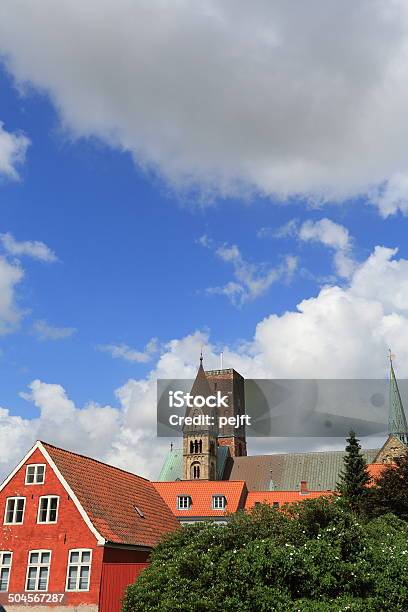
top-left (158, 356), bottom-right (408, 492)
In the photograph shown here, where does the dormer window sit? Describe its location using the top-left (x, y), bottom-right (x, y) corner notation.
top-left (212, 495), bottom-right (226, 510)
top-left (25, 464), bottom-right (46, 485)
top-left (177, 495), bottom-right (191, 510)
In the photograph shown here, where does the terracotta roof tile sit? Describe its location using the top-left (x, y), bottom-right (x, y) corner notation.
top-left (245, 490), bottom-right (332, 509)
top-left (41, 442), bottom-right (178, 547)
top-left (153, 480), bottom-right (247, 518)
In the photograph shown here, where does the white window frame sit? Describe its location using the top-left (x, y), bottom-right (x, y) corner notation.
top-left (177, 495), bottom-right (191, 510)
top-left (37, 496), bottom-right (59, 524)
top-left (65, 549), bottom-right (92, 592)
top-left (4, 497), bottom-right (26, 525)
top-left (25, 550), bottom-right (51, 592)
top-left (212, 495), bottom-right (226, 510)
top-left (25, 464), bottom-right (46, 485)
top-left (0, 551), bottom-right (12, 592)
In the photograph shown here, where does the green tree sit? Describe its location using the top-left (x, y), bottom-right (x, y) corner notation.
top-left (337, 430), bottom-right (371, 511)
top-left (366, 452), bottom-right (408, 519)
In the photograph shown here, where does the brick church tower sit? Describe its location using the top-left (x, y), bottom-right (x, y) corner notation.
top-left (182, 355), bottom-right (218, 480)
top-left (206, 367), bottom-right (247, 458)
top-left (182, 357), bottom-right (248, 480)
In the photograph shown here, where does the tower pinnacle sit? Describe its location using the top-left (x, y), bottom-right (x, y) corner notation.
top-left (388, 351), bottom-right (408, 446)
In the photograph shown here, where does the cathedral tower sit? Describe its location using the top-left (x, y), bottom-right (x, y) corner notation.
top-left (206, 368), bottom-right (247, 457)
top-left (375, 352), bottom-right (408, 463)
top-left (388, 352), bottom-right (408, 445)
top-left (182, 355), bottom-right (218, 480)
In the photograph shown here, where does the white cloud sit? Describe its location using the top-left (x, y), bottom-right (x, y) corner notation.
top-left (33, 319), bottom-right (76, 341)
top-left (258, 219), bottom-right (300, 240)
top-left (2, 247), bottom-right (408, 481)
top-left (0, 233), bottom-right (58, 262)
top-left (299, 219), bottom-right (350, 251)
top-left (204, 242), bottom-right (297, 306)
top-left (0, 256), bottom-right (24, 334)
top-left (1, 3), bottom-right (408, 209)
top-left (0, 121), bottom-right (29, 180)
top-left (372, 173), bottom-right (408, 217)
top-left (98, 338), bottom-right (159, 363)
top-left (270, 218), bottom-right (356, 279)
top-left (299, 218), bottom-right (355, 279)
top-left (0, 235), bottom-right (59, 335)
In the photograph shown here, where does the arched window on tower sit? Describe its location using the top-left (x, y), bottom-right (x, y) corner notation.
top-left (191, 462), bottom-right (200, 479)
top-left (199, 439), bottom-right (202, 453)
top-left (190, 441), bottom-right (194, 453)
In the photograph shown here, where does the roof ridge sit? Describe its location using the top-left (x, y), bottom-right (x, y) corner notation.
top-left (248, 489), bottom-right (332, 494)
top-left (237, 448), bottom-right (379, 459)
top-left (40, 440), bottom-right (151, 483)
top-left (153, 480), bottom-right (246, 484)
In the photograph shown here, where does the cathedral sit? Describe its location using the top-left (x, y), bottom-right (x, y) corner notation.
top-left (158, 355), bottom-right (408, 492)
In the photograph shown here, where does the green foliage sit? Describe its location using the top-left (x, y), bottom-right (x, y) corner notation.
top-left (364, 452), bottom-right (408, 520)
top-left (337, 430), bottom-right (371, 511)
top-left (122, 499), bottom-right (408, 612)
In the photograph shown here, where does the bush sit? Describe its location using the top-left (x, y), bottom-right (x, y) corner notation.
top-left (122, 498), bottom-right (408, 612)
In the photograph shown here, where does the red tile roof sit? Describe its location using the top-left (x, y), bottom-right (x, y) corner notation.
top-left (245, 490), bottom-right (332, 510)
top-left (42, 442), bottom-right (179, 547)
top-left (153, 480), bottom-right (247, 517)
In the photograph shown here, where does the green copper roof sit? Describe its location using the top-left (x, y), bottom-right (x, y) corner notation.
top-left (158, 446), bottom-right (380, 491)
top-left (157, 445), bottom-right (229, 481)
top-left (389, 360), bottom-right (408, 445)
top-left (228, 449), bottom-right (380, 491)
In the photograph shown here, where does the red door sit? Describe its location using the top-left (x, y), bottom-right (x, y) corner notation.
top-left (99, 563), bottom-right (148, 612)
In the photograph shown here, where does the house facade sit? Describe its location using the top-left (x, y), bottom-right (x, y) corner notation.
top-left (0, 441), bottom-right (178, 612)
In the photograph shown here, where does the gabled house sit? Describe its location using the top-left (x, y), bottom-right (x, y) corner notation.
top-left (0, 441), bottom-right (178, 612)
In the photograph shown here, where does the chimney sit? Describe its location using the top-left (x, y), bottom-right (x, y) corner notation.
top-left (300, 480), bottom-right (308, 495)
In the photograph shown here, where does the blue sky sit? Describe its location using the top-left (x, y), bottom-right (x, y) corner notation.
top-left (0, 62), bottom-right (405, 410)
top-left (1, 2), bottom-right (408, 478)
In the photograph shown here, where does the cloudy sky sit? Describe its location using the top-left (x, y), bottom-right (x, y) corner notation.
top-left (1, 1), bottom-right (408, 479)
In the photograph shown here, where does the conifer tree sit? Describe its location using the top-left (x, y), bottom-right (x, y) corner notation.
top-left (337, 430), bottom-right (371, 510)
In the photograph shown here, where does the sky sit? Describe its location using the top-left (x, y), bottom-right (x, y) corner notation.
top-left (1, 1), bottom-right (408, 479)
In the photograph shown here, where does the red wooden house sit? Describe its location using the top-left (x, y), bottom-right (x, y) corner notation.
top-left (0, 441), bottom-right (178, 612)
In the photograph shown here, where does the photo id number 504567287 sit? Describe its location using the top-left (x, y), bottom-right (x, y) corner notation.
top-left (0, 593), bottom-right (66, 605)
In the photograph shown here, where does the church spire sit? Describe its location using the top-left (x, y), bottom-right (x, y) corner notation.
top-left (388, 350), bottom-right (408, 445)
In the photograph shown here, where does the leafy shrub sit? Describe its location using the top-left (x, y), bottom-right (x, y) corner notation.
top-left (122, 498), bottom-right (408, 611)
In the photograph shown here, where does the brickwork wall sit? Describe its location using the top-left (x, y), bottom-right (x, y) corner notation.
top-left (0, 447), bottom-right (102, 608)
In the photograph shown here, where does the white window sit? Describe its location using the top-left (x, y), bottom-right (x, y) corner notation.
top-left (26, 551), bottom-right (51, 591)
top-left (212, 495), bottom-right (226, 510)
top-left (37, 496), bottom-right (59, 524)
top-left (177, 495), bottom-right (191, 510)
top-left (25, 464), bottom-right (46, 485)
top-left (66, 550), bottom-right (92, 591)
top-left (0, 552), bottom-right (12, 592)
top-left (4, 497), bottom-right (26, 524)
